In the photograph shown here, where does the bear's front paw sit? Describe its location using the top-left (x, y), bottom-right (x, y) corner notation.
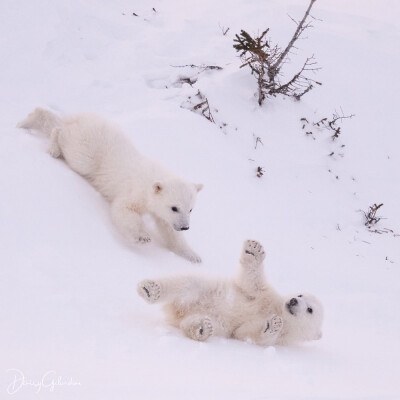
top-left (263, 315), bottom-right (283, 336)
top-left (241, 240), bottom-right (265, 265)
top-left (187, 317), bottom-right (213, 341)
top-left (182, 250), bottom-right (202, 264)
top-left (48, 145), bottom-right (61, 159)
top-left (137, 280), bottom-right (161, 303)
top-left (137, 235), bottom-right (151, 244)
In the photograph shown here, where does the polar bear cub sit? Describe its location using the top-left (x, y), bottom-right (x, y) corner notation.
top-left (18, 108), bottom-right (203, 262)
top-left (137, 240), bottom-right (323, 346)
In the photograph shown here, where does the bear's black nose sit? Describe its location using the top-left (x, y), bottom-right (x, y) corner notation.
top-left (289, 298), bottom-right (298, 306)
top-left (180, 226), bottom-right (189, 231)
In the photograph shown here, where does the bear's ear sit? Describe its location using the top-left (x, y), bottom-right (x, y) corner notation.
top-left (195, 183), bottom-right (203, 192)
top-left (153, 182), bottom-right (163, 194)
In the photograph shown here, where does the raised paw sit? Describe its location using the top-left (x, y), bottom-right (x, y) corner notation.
top-left (263, 315), bottom-right (283, 336)
top-left (137, 279), bottom-right (161, 303)
top-left (187, 317), bottom-right (213, 341)
top-left (241, 240), bottom-right (265, 265)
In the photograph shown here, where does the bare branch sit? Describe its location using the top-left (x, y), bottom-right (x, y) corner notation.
top-left (329, 110), bottom-right (355, 130)
top-left (272, 0), bottom-right (317, 72)
top-left (171, 64), bottom-right (223, 71)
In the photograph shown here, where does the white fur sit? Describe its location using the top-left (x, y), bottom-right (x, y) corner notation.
top-left (18, 108), bottom-right (203, 262)
top-left (137, 240), bottom-right (323, 346)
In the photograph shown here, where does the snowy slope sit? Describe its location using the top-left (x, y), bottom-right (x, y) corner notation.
top-left (1, 0), bottom-right (399, 399)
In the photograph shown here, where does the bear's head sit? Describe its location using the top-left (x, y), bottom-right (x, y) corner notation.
top-left (148, 179), bottom-right (203, 231)
top-left (282, 293), bottom-right (323, 342)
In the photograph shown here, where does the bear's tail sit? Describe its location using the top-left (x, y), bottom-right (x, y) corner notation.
top-left (17, 107), bottom-right (63, 136)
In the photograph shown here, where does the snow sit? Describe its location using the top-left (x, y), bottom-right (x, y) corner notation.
top-left (1, 0), bottom-right (399, 398)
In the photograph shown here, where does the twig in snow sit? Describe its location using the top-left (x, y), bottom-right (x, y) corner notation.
top-left (254, 134), bottom-right (264, 149)
top-left (362, 203), bottom-right (384, 229)
top-left (219, 23), bottom-right (230, 36)
top-left (171, 64), bottom-right (223, 71)
top-left (189, 90), bottom-right (215, 123)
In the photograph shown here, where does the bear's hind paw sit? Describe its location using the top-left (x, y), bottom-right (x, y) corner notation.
top-left (137, 280), bottom-right (161, 303)
top-left (188, 317), bottom-right (213, 341)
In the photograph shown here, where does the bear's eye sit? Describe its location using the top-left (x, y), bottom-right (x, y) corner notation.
top-left (298, 295), bottom-right (303, 297)
top-left (190, 209), bottom-right (193, 213)
top-left (171, 206), bottom-right (178, 212)
top-left (307, 307), bottom-right (313, 314)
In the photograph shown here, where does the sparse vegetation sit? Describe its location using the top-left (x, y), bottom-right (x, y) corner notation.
top-left (361, 203), bottom-right (398, 236)
top-left (301, 110), bottom-right (355, 140)
top-left (233, 0), bottom-right (320, 105)
top-left (301, 109), bottom-right (354, 162)
top-left (256, 166), bottom-right (265, 178)
top-left (182, 90), bottom-right (215, 123)
top-left (363, 203), bottom-right (384, 228)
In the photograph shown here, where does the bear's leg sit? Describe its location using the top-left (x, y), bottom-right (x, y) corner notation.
top-left (154, 216), bottom-right (201, 263)
top-left (137, 275), bottom-right (207, 304)
top-left (180, 314), bottom-right (214, 341)
top-left (233, 319), bottom-right (265, 342)
top-left (111, 198), bottom-right (150, 244)
top-left (233, 315), bottom-right (282, 346)
top-left (48, 127), bottom-right (62, 158)
top-left (235, 240), bottom-right (267, 293)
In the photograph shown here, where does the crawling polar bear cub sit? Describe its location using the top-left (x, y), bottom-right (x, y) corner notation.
top-left (18, 108), bottom-right (203, 262)
top-left (138, 240), bottom-right (323, 346)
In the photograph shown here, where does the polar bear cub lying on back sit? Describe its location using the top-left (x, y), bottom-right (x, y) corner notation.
top-left (18, 108), bottom-right (203, 262)
top-left (138, 240), bottom-right (323, 346)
